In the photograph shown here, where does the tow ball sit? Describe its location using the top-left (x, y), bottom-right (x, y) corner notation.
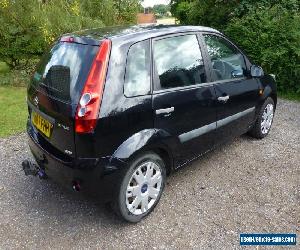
top-left (22, 160), bottom-right (47, 179)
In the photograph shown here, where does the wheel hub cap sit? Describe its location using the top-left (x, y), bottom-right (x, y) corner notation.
top-left (141, 184), bottom-right (148, 193)
top-left (126, 161), bottom-right (162, 215)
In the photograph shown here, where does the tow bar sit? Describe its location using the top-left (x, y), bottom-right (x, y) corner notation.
top-left (22, 160), bottom-right (47, 179)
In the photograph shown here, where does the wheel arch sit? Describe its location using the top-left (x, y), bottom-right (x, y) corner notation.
top-left (258, 74), bottom-right (278, 108)
top-left (146, 147), bottom-right (173, 175)
top-left (111, 129), bottom-right (174, 174)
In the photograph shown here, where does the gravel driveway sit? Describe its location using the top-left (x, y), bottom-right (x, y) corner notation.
top-left (0, 99), bottom-right (299, 249)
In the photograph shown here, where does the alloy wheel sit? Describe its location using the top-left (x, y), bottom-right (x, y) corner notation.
top-left (261, 103), bottom-right (274, 134)
top-left (126, 161), bottom-right (163, 215)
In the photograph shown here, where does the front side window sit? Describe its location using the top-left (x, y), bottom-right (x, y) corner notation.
top-left (124, 40), bottom-right (151, 97)
top-left (153, 34), bottom-right (207, 90)
top-left (203, 34), bottom-right (246, 81)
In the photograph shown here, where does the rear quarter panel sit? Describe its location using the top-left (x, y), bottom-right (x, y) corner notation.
top-left (75, 38), bottom-right (154, 159)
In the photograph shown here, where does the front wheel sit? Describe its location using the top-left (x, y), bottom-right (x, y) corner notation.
top-left (248, 97), bottom-right (275, 139)
top-left (113, 152), bottom-right (166, 223)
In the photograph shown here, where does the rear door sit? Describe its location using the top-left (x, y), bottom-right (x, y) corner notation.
top-left (152, 33), bottom-right (217, 167)
top-left (27, 40), bottom-right (99, 157)
top-left (201, 33), bottom-right (259, 142)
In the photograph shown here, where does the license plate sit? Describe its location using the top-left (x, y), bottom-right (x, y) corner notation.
top-left (32, 111), bottom-right (53, 138)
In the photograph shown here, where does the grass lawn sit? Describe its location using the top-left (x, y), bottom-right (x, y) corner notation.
top-left (0, 86), bottom-right (27, 138)
top-left (0, 61), bottom-right (10, 73)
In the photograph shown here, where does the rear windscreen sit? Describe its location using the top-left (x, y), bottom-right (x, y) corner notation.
top-left (32, 42), bottom-right (99, 103)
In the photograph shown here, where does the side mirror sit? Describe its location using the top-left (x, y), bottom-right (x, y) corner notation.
top-left (250, 65), bottom-right (264, 78)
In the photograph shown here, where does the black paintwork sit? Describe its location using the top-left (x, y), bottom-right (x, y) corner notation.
top-left (26, 24), bottom-right (277, 198)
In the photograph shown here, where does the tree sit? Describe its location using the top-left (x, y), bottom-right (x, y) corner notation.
top-left (153, 4), bottom-right (170, 17)
top-left (226, 4), bottom-right (300, 94)
top-left (170, 0), bottom-right (300, 94)
top-left (0, 0), bottom-right (140, 68)
top-left (170, 0), bottom-right (237, 29)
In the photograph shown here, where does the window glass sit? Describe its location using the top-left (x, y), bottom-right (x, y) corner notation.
top-left (203, 34), bottom-right (246, 81)
top-left (124, 40), bottom-right (150, 97)
top-left (34, 42), bottom-right (98, 103)
top-left (153, 35), bottom-right (207, 89)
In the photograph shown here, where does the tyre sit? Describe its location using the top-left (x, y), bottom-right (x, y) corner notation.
top-left (248, 97), bottom-right (275, 139)
top-left (113, 152), bottom-right (166, 223)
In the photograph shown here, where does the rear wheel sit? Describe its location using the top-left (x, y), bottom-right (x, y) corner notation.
top-left (248, 97), bottom-right (275, 139)
top-left (113, 152), bottom-right (166, 223)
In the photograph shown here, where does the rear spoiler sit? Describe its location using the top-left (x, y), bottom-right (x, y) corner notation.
top-left (60, 35), bottom-right (100, 46)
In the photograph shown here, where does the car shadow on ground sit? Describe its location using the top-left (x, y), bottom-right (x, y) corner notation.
top-left (18, 134), bottom-right (258, 227)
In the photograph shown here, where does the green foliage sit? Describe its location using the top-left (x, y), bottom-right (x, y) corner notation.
top-left (226, 5), bottom-right (300, 94)
top-left (0, 86), bottom-right (27, 137)
top-left (279, 92), bottom-right (300, 102)
top-left (170, 0), bottom-right (300, 95)
top-left (0, 70), bottom-right (30, 86)
top-left (0, 0), bottom-right (139, 69)
top-left (174, 1), bottom-right (191, 23)
top-left (0, 61), bottom-right (9, 73)
top-left (171, 0), bottom-right (299, 28)
top-left (190, 1), bottom-right (235, 29)
top-left (171, 0), bottom-right (235, 29)
top-left (234, 0), bottom-right (299, 17)
top-left (153, 4), bottom-right (170, 17)
top-left (0, 59), bottom-right (37, 86)
top-left (0, 0), bottom-right (44, 67)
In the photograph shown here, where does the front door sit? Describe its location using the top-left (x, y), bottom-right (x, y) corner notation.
top-left (151, 33), bottom-right (217, 167)
top-left (202, 33), bottom-right (260, 143)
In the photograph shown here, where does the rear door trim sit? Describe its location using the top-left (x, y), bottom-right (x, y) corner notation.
top-left (179, 122), bottom-right (217, 143)
top-left (178, 106), bottom-right (255, 143)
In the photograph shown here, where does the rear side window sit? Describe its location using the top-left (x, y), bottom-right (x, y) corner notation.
top-left (33, 42), bottom-right (98, 103)
top-left (124, 40), bottom-right (151, 97)
top-left (153, 34), bottom-right (207, 90)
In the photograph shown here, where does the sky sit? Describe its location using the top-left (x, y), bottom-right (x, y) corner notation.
top-left (141, 0), bottom-right (171, 8)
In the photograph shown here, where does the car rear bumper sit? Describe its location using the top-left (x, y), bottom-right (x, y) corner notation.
top-left (26, 123), bottom-right (127, 201)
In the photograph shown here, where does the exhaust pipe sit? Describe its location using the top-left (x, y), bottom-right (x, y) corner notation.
top-left (22, 160), bottom-right (47, 179)
top-left (72, 180), bottom-right (81, 192)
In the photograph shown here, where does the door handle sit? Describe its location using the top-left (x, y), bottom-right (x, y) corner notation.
top-left (155, 107), bottom-right (175, 115)
top-left (217, 95), bottom-right (230, 103)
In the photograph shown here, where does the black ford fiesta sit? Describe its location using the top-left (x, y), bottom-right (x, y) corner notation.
top-left (23, 25), bottom-right (277, 222)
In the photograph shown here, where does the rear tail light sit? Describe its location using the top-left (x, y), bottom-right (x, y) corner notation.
top-left (75, 39), bottom-right (111, 133)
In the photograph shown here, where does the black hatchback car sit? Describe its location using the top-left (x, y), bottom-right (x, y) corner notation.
top-left (24, 25), bottom-right (277, 222)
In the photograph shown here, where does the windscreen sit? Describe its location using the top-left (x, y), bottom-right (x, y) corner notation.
top-left (32, 42), bottom-right (99, 103)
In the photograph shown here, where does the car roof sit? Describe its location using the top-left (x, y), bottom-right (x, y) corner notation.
top-left (71, 24), bottom-right (221, 43)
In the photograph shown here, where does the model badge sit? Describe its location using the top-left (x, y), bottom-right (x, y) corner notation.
top-left (58, 123), bottom-right (70, 131)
